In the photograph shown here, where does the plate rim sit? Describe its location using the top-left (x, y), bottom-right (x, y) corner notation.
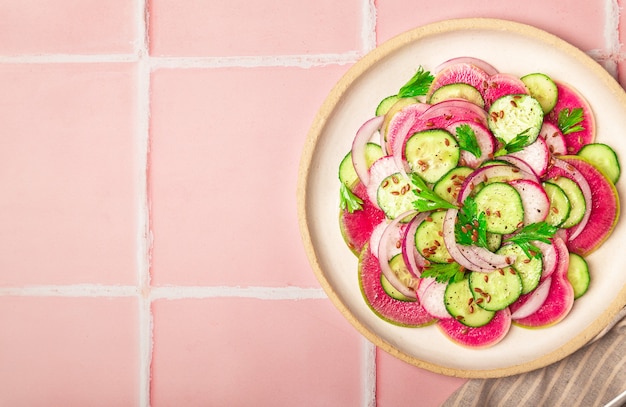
top-left (297, 17), bottom-right (626, 378)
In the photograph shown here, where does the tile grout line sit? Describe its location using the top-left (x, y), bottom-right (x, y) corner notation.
top-left (361, 338), bottom-right (377, 407)
top-left (605, 0), bottom-right (622, 78)
top-left (135, 1), bottom-right (152, 406)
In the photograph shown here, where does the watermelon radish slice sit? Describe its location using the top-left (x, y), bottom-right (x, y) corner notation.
top-left (339, 182), bottom-right (386, 255)
top-left (446, 120), bottom-right (496, 168)
top-left (540, 122), bottom-right (568, 155)
top-left (557, 156), bottom-right (620, 256)
top-left (509, 179), bottom-right (550, 224)
top-left (437, 308), bottom-right (511, 348)
top-left (513, 237), bottom-right (575, 328)
top-left (358, 244), bottom-right (437, 327)
top-left (508, 136), bottom-right (550, 177)
top-left (482, 73), bottom-right (529, 109)
top-left (427, 62), bottom-right (491, 102)
top-left (416, 277), bottom-right (451, 319)
top-left (545, 81), bottom-right (596, 154)
top-left (434, 57), bottom-right (499, 76)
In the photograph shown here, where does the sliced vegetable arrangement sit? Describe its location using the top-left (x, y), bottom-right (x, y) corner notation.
top-left (338, 57), bottom-right (621, 348)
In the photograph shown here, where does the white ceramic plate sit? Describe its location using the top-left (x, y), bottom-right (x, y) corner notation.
top-left (297, 18), bottom-right (626, 378)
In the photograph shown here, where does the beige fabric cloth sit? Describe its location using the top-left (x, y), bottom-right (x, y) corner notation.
top-left (442, 308), bottom-right (626, 407)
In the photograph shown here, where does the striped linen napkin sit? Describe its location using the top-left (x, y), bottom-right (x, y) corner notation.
top-left (442, 307), bottom-right (626, 407)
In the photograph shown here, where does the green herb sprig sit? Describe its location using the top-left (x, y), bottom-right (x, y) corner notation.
top-left (456, 124), bottom-right (482, 158)
top-left (494, 128), bottom-right (532, 156)
top-left (398, 66), bottom-right (434, 98)
top-left (502, 221), bottom-right (558, 258)
top-left (410, 173), bottom-right (457, 212)
top-left (339, 184), bottom-right (363, 213)
top-left (558, 107), bottom-right (585, 135)
top-left (455, 196), bottom-right (489, 249)
top-left (420, 262), bottom-right (466, 284)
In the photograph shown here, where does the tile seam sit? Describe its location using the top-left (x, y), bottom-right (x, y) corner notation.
top-left (135, 0), bottom-right (152, 406)
top-left (149, 286), bottom-right (327, 300)
top-left (362, 338), bottom-right (377, 407)
top-left (0, 53), bottom-right (361, 67)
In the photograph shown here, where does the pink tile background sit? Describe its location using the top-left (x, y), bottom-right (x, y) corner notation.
top-left (0, 0), bottom-right (624, 405)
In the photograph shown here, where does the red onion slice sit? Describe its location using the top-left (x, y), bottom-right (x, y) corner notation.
top-left (457, 163), bottom-right (537, 203)
top-left (377, 211), bottom-right (418, 300)
top-left (442, 208), bottom-right (513, 272)
top-left (351, 115), bottom-right (384, 187)
top-left (535, 239), bottom-right (558, 280)
top-left (551, 158), bottom-right (593, 240)
top-left (493, 155), bottom-right (540, 181)
top-left (402, 212), bottom-right (431, 277)
top-left (460, 245), bottom-right (514, 271)
top-left (510, 277), bottom-right (552, 319)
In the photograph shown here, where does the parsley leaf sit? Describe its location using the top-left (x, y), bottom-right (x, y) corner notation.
top-left (494, 129), bottom-right (531, 156)
top-left (339, 184), bottom-right (363, 213)
top-left (398, 66), bottom-right (434, 98)
top-left (455, 124), bottom-right (482, 158)
top-left (455, 196), bottom-right (489, 248)
top-left (420, 262), bottom-right (466, 284)
top-left (502, 221), bottom-right (558, 258)
top-left (410, 173), bottom-right (457, 212)
top-left (558, 107), bottom-right (585, 135)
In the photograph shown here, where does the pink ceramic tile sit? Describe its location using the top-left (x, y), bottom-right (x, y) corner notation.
top-left (148, 0), bottom-right (362, 56)
top-left (151, 297), bottom-right (362, 406)
top-left (0, 63), bottom-right (138, 286)
top-left (375, 0), bottom-right (606, 52)
top-left (149, 65), bottom-right (348, 287)
top-left (0, 296), bottom-right (139, 406)
top-left (0, 0), bottom-right (137, 55)
top-left (376, 350), bottom-right (466, 406)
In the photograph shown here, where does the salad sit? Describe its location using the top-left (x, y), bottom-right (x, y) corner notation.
top-left (338, 57), bottom-right (621, 348)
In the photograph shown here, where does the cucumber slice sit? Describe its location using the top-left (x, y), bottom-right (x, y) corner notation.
top-left (414, 211), bottom-right (452, 263)
top-left (376, 172), bottom-right (415, 219)
top-left (405, 129), bottom-right (460, 183)
top-left (444, 278), bottom-right (496, 327)
top-left (548, 176), bottom-right (585, 229)
top-left (376, 95), bottom-right (401, 116)
top-left (496, 243), bottom-right (542, 294)
top-left (469, 267), bottom-right (523, 311)
top-left (542, 181), bottom-right (571, 227)
top-left (473, 182), bottom-right (524, 234)
top-left (577, 143), bottom-right (621, 184)
top-left (486, 232), bottom-right (502, 252)
top-left (567, 252), bottom-right (590, 299)
top-left (521, 73), bottom-right (558, 114)
top-left (433, 166), bottom-right (473, 204)
top-left (380, 254), bottom-right (417, 301)
top-left (339, 143), bottom-right (384, 189)
top-left (488, 94), bottom-right (544, 145)
top-left (428, 83), bottom-right (485, 108)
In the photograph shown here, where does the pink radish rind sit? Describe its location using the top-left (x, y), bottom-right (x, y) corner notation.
top-left (358, 244), bottom-right (437, 327)
top-left (437, 308), bottom-right (511, 348)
